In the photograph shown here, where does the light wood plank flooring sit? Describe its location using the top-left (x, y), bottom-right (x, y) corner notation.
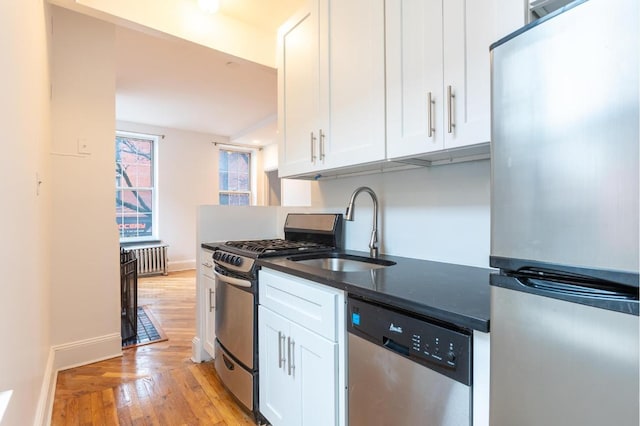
top-left (51, 270), bottom-right (256, 425)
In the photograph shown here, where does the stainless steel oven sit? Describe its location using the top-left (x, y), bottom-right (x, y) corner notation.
top-left (214, 270), bottom-right (256, 413)
top-left (210, 213), bottom-right (343, 421)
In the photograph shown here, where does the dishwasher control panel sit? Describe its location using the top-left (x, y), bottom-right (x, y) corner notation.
top-left (348, 296), bottom-right (471, 385)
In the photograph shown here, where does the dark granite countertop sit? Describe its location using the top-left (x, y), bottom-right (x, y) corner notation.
top-left (257, 250), bottom-right (492, 332)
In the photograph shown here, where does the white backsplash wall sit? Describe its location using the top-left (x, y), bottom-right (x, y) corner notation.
top-left (311, 160), bottom-right (491, 268)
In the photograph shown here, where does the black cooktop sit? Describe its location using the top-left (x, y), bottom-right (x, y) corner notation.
top-left (215, 213), bottom-right (343, 259)
top-left (224, 239), bottom-right (332, 256)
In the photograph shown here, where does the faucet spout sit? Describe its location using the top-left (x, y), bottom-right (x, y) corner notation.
top-left (345, 186), bottom-right (379, 258)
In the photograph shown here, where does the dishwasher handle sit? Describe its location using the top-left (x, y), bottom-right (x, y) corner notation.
top-left (383, 337), bottom-right (409, 357)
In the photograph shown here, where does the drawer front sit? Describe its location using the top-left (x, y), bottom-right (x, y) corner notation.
top-left (214, 341), bottom-right (253, 412)
top-left (259, 268), bottom-right (340, 341)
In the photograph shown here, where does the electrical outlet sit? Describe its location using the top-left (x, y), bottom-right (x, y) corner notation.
top-left (77, 138), bottom-right (91, 154)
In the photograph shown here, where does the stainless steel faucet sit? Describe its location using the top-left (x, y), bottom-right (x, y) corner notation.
top-left (345, 186), bottom-right (379, 258)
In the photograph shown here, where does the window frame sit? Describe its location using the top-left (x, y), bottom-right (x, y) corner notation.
top-left (218, 148), bottom-right (253, 206)
top-left (115, 130), bottom-right (159, 243)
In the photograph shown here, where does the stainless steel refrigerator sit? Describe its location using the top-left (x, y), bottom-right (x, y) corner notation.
top-left (489, 0), bottom-right (639, 425)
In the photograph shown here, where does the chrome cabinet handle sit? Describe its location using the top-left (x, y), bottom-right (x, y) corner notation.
top-left (287, 337), bottom-right (295, 376)
top-left (208, 288), bottom-right (214, 312)
top-left (427, 92), bottom-right (435, 138)
top-left (447, 85), bottom-right (455, 134)
top-left (310, 131), bottom-right (317, 162)
top-left (319, 129), bottom-right (325, 161)
top-left (278, 331), bottom-right (285, 369)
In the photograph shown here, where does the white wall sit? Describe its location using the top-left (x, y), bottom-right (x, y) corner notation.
top-left (50, 6), bottom-right (121, 364)
top-left (263, 143), bottom-right (278, 171)
top-left (117, 121), bottom-right (268, 271)
top-left (0, 1), bottom-right (52, 425)
top-left (311, 160), bottom-right (491, 268)
top-left (117, 121), bottom-right (236, 271)
top-left (263, 143), bottom-right (312, 206)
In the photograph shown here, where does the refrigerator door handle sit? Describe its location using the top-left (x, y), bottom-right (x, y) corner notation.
top-left (516, 275), bottom-right (639, 300)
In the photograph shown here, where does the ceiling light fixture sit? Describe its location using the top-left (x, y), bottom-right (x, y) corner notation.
top-left (198, 0), bottom-right (220, 14)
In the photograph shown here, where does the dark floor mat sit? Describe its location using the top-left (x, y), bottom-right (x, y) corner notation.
top-left (122, 306), bottom-right (168, 349)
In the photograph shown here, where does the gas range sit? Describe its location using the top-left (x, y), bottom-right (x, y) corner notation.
top-left (212, 213), bottom-right (343, 280)
top-left (211, 213), bottom-right (343, 420)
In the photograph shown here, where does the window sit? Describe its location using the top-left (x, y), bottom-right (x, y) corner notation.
top-left (219, 149), bottom-right (251, 205)
top-left (115, 131), bottom-right (158, 241)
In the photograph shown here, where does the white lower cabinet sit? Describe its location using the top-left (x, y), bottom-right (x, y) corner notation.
top-left (200, 248), bottom-right (216, 358)
top-left (259, 307), bottom-right (337, 426)
top-left (202, 273), bottom-right (216, 357)
top-left (258, 268), bottom-right (345, 426)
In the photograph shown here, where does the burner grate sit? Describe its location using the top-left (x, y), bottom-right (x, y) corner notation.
top-left (225, 239), bottom-right (329, 254)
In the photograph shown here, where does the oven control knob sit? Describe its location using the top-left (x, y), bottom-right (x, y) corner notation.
top-left (213, 252), bottom-right (220, 260)
top-left (222, 253), bottom-right (229, 262)
top-left (233, 257), bottom-right (243, 266)
top-left (447, 351), bottom-right (456, 363)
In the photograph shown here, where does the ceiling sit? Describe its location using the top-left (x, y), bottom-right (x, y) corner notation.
top-left (115, 0), bottom-right (304, 146)
top-left (218, 0), bottom-right (304, 34)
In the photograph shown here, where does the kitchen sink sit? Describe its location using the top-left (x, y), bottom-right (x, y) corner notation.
top-left (289, 253), bottom-right (395, 272)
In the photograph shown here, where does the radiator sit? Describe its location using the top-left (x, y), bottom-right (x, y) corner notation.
top-left (129, 244), bottom-right (169, 276)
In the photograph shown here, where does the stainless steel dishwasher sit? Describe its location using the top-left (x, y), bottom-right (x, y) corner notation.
top-left (347, 296), bottom-right (472, 426)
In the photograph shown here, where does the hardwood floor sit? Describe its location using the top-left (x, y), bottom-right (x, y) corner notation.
top-left (51, 270), bottom-right (256, 425)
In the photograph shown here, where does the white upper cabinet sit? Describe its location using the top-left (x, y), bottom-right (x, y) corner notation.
top-left (323, 0), bottom-right (386, 171)
top-left (277, 2), bottom-right (323, 177)
top-left (278, 0), bottom-right (386, 178)
top-left (386, 0), bottom-right (525, 159)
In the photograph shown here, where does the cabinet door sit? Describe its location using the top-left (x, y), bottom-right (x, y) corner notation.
top-left (278, 0), bottom-right (323, 177)
top-left (386, 0), bottom-right (444, 159)
top-left (388, 0), bottom-right (525, 157)
top-left (292, 322), bottom-right (338, 426)
top-left (442, 0), bottom-right (489, 148)
top-left (324, 0), bottom-right (386, 170)
top-left (259, 306), bottom-right (339, 426)
top-left (202, 273), bottom-right (216, 357)
top-left (196, 249), bottom-right (215, 361)
top-left (259, 307), bottom-right (299, 426)
top-left (443, 0), bottom-right (524, 149)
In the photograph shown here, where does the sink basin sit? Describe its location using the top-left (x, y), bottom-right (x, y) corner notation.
top-left (290, 253), bottom-right (395, 272)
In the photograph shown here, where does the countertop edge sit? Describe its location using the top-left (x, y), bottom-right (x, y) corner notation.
top-left (257, 258), bottom-right (490, 333)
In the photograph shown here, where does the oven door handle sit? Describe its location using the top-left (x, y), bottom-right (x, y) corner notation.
top-left (213, 270), bottom-right (252, 288)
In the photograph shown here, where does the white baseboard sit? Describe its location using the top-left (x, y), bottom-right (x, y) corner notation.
top-left (33, 348), bottom-right (55, 426)
top-left (52, 332), bottom-right (122, 372)
top-left (34, 333), bottom-right (122, 426)
top-left (168, 259), bottom-right (195, 272)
